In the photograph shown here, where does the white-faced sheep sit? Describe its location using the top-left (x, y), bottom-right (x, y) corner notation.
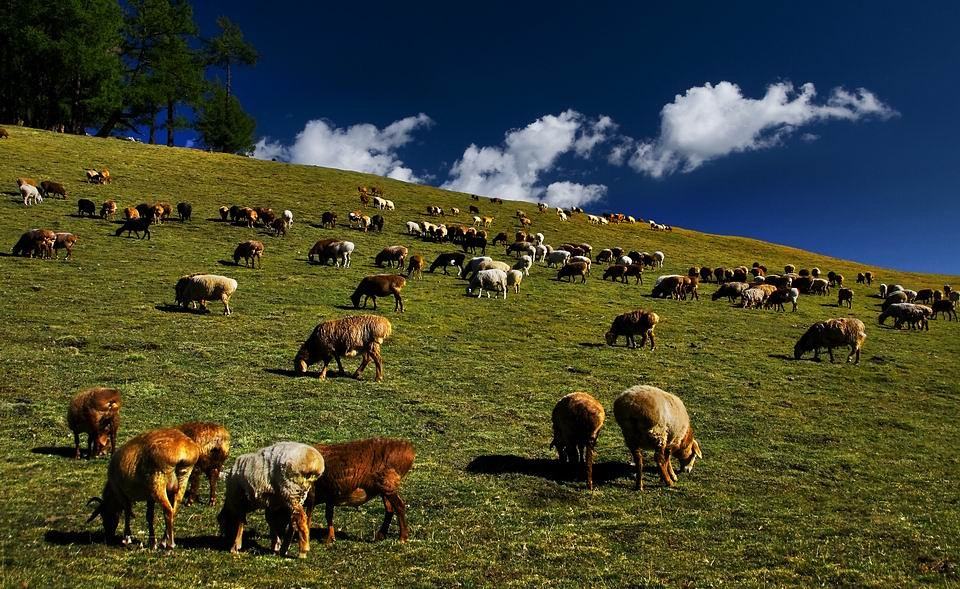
top-left (351, 275), bottom-right (406, 312)
top-left (513, 255), bottom-right (533, 276)
top-left (551, 392), bottom-right (605, 490)
top-left (218, 442), bottom-right (325, 558)
top-left (406, 221), bottom-right (422, 236)
top-left (613, 385), bottom-right (701, 491)
top-left (67, 387), bottom-right (121, 459)
top-left (295, 314), bottom-right (392, 381)
top-left (175, 422), bottom-right (231, 506)
top-left (305, 438), bottom-right (415, 544)
top-left (233, 240), bottom-right (264, 268)
top-left (175, 274), bottom-right (238, 315)
top-left (468, 268), bottom-right (508, 299)
top-left (282, 209), bottom-right (293, 227)
top-left (506, 269), bottom-right (523, 294)
top-left (87, 428), bottom-right (200, 549)
top-left (461, 256), bottom-right (493, 280)
top-left (605, 309), bottom-right (659, 349)
top-left (794, 317), bottom-right (866, 364)
top-left (545, 250), bottom-right (571, 268)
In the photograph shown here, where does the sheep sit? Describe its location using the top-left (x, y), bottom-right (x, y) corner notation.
top-left (792, 275), bottom-right (814, 294)
top-left (406, 221), bottom-right (422, 236)
top-left (20, 183), bottom-right (42, 206)
top-left (174, 274), bottom-right (238, 315)
top-left (271, 217), bottom-right (289, 237)
top-left (175, 422), bottom-right (231, 506)
top-left (857, 272), bottom-right (866, 284)
top-left (794, 317), bottom-right (867, 363)
top-left (218, 442), bottom-right (325, 558)
top-left (596, 249), bottom-right (613, 264)
top-left (305, 438), bottom-right (415, 544)
top-left (0, 127), bottom-right (7, 138)
top-left (351, 274), bottom-right (406, 312)
top-left (551, 392), bottom-right (605, 490)
top-left (375, 245), bottom-right (408, 268)
top-left (902, 289), bottom-right (918, 302)
top-left (294, 314), bottom-right (392, 381)
top-left (254, 207), bottom-right (277, 226)
top-left (765, 288), bottom-right (800, 312)
top-left (176, 202), bottom-right (192, 222)
top-left (53, 232), bottom-right (77, 260)
top-left (651, 275), bottom-right (683, 299)
top-left (932, 299), bottom-right (958, 321)
top-left (740, 287), bottom-right (767, 309)
top-left (915, 289), bottom-right (935, 304)
top-left (67, 387), bottom-right (121, 459)
top-left (506, 269), bottom-right (524, 294)
top-left (615, 255), bottom-right (633, 267)
top-left (468, 268), bottom-right (508, 299)
top-left (370, 214), bottom-right (385, 232)
top-left (613, 385), bottom-right (701, 491)
top-left (461, 256), bottom-right (493, 280)
top-left (406, 255), bottom-right (425, 280)
top-left (100, 199), bottom-right (117, 219)
top-left (123, 206), bottom-right (139, 220)
top-left (557, 261), bottom-right (588, 283)
top-left (603, 264), bottom-right (629, 283)
top-left (40, 180), bottom-right (67, 199)
top-left (233, 240), bottom-right (264, 268)
top-left (513, 254), bottom-right (533, 276)
top-left (882, 291), bottom-right (909, 311)
top-left (428, 252), bottom-right (466, 276)
top-left (865, 271), bottom-right (874, 285)
top-left (652, 251), bottom-right (665, 268)
top-left (879, 303), bottom-right (932, 330)
top-left (835, 288), bottom-right (854, 308)
top-left (545, 250), bottom-right (571, 268)
top-left (811, 267), bottom-right (821, 278)
top-left (506, 241), bottom-right (536, 259)
top-left (878, 284), bottom-right (888, 298)
top-left (321, 211), bottom-right (338, 228)
top-left (156, 202), bottom-right (174, 224)
top-left (86, 428), bottom-right (200, 549)
top-left (114, 218), bottom-right (151, 239)
top-left (238, 207), bottom-right (258, 228)
top-left (73, 198), bottom-right (96, 217)
top-left (12, 229), bottom-right (55, 258)
top-left (625, 264), bottom-right (644, 284)
top-left (282, 209), bottom-right (293, 227)
top-left (809, 278), bottom-right (829, 296)
top-left (219, 206), bottom-right (230, 221)
top-left (605, 309), bottom-right (659, 349)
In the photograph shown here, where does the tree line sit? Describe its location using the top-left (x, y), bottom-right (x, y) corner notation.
top-left (0, 0), bottom-right (258, 153)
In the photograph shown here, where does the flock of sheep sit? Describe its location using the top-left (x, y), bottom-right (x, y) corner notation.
top-left (8, 153), bottom-right (959, 560)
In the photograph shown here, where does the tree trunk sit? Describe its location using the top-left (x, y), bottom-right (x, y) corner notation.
top-left (148, 108), bottom-right (157, 144)
top-left (166, 98), bottom-right (175, 147)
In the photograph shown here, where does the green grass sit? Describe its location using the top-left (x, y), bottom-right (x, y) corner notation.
top-left (1, 127), bottom-right (958, 588)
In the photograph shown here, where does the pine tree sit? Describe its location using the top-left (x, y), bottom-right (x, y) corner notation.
top-left (194, 85), bottom-right (256, 154)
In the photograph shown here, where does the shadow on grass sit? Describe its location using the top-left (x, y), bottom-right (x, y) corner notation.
top-left (44, 530), bottom-right (98, 546)
top-left (44, 530), bottom-right (226, 551)
top-left (31, 446), bottom-right (78, 458)
top-left (263, 367), bottom-right (357, 380)
top-left (466, 455), bottom-right (634, 485)
top-left (578, 342), bottom-right (606, 348)
top-left (155, 303), bottom-right (204, 314)
top-left (217, 259), bottom-right (241, 267)
top-left (768, 353), bottom-right (800, 361)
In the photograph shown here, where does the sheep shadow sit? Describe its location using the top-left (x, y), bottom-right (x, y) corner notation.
top-left (466, 455), bottom-right (634, 486)
top-left (31, 446), bottom-right (79, 459)
top-left (578, 342), bottom-right (606, 348)
top-left (154, 303), bottom-right (205, 314)
top-left (768, 353), bottom-right (799, 361)
top-left (44, 530), bottom-right (225, 551)
top-left (263, 367), bottom-right (357, 380)
top-left (44, 530), bottom-right (99, 546)
top-left (217, 259), bottom-right (242, 267)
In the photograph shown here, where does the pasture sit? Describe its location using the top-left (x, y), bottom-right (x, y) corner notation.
top-left (1, 128), bottom-right (958, 587)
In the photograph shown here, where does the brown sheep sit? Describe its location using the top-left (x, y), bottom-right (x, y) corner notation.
top-left (53, 232), bottom-right (77, 259)
top-left (255, 207), bottom-right (277, 226)
top-left (40, 180), bottom-right (67, 199)
top-left (794, 317), bottom-right (866, 364)
top-left (87, 428), bottom-right (199, 549)
top-left (271, 217), bottom-right (288, 237)
top-left (406, 254), bottom-right (424, 280)
top-left (123, 206), bottom-right (139, 220)
top-left (175, 422), bottom-right (231, 506)
top-left (625, 264), bottom-right (644, 284)
top-left (0, 127), bottom-right (8, 138)
top-left (238, 207), bottom-right (258, 228)
top-left (67, 387), bottom-right (121, 459)
top-left (156, 202), bottom-right (174, 223)
top-left (375, 245), bottom-right (408, 268)
top-left (321, 211), bottom-right (338, 228)
top-left (602, 264), bottom-right (629, 283)
top-left (100, 199), bottom-right (117, 219)
top-left (350, 274), bottom-right (406, 312)
top-left (605, 309), bottom-right (659, 349)
top-left (12, 229), bottom-right (56, 258)
top-left (305, 438), bottom-right (416, 544)
top-left (295, 314), bottom-right (393, 381)
top-left (234, 240), bottom-right (264, 268)
top-left (557, 261), bottom-right (589, 283)
top-left (837, 288), bottom-right (854, 308)
top-left (651, 275), bottom-right (684, 298)
top-left (551, 392), bottom-right (605, 490)
top-left (308, 238), bottom-right (340, 263)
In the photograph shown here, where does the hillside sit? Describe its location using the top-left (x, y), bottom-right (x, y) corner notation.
top-left (1, 127), bottom-right (958, 587)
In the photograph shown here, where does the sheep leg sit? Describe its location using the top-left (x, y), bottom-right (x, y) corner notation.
top-left (318, 358), bottom-right (332, 380)
top-left (586, 441), bottom-right (596, 491)
top-left (121, 504), bottom-right (134, 545)
top-left (146, 499), bottom-right (157, 549)
top-left (183, 470), bottom-right (201, 506)
top-left (354, 351), bottom-right (372, 380)
top-left (655, 447), bottom-right (675, 487)
top-left (290, 503), bottom-right (311, 558)
top-left (626, 335), bottom-right (635, 349)
top-left (221, 294), bottom-right (231, 316)
top-left (386, 493), bottom-right (409, 542)
top-left (648, 330), bottom-right (656, 350)
top-left (372, 343), bottom-right (384, 382)
top-left (229, 519), bottom-right (245, 554)
top-left (209, 468), bottom-right (220, 505)
top-left (631, 448), bottom-right (644, 491)
top-left (324, 503), bottom-right (337, 545)
top-left (394, 292), bottom-right (403, 312)
top-left (74, 432), bottom-right (82, 459)
top-left (375, 495), bottom-right (395, 540)
top-left (827, 347), bottom-right (835, 363)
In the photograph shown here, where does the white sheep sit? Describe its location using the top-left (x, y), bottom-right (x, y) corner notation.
top-left (533, 232), bottom-right (545, 245)
top-left (506, 269), bottom-right (523, 294)
top-left (20, 183), bottom-right (42, 206)
top-left (333, 241), bottom-right (355, 268)
top-left (282, 209), bottom-right (293, 227)
top-left (467, 268), bottom-right (508, 299)
top-left (174, 274), bottom-right (238, 315)
top-left (616, 255), bottom-right (633, 266)
top-left (740, 287), bottom-right (766, 309)
top-left (534, 244), bottom-right (550, 262)
top-left (384, 199), bottom-right (395, 210)
top-left (652, 251), bottom-right (664, 268)
top-left (513, 255), bottom-right (533, 276)
top-left (406, 221), bottom-right (422, 236)
top-left (546, 250), bottom-right (571, 268)
top-left (462, 256), bottom-right (492, 280)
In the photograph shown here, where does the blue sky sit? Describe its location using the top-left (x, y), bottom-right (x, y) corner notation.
top-left (187, 1), bottom-right (960, 274)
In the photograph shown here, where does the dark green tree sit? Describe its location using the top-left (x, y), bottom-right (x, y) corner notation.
top-left (204, 16), bottom-right (258, 100)
top-left (194, 85), bottom-right (256, 154)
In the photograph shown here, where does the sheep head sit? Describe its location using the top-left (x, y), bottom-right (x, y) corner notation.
top-left (794, 323), bottom-right (824, 359)
top-left (86, 492), bottom-right (121, 541)
top-left (676, 431), bottom-right (702, 473)
top-left (604, 331), bottom-right (618, 346)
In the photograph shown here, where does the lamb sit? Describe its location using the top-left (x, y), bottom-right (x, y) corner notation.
top-left (878, 303), bottom-right (932, 330)
top-left (931, 299), bottom-right (958, 321)
top-left (114, 218), bottom-right (151, 239)
top-left (53, 232), bottom-right (78, 260)
top-left (837, 288), bottom-right (854, 308)
top-left (765, 287), bottom-right (800, 312)
top-left (177, 202), bottom-right (192, 222)
top-left (557, 261), bottom-right (588, 283)
top-left (20, 183), bottom-right (42, 206)
top-left (405, 255), bottom-right (425, 280)
top-left (156, 202), bottom-right (174, 224)
top-left (321, 211), bottom-right (338, 228)
top-left (513, 254), bottom-right (533, 276)
top-left (86, 428), bottom-right (200, 549)
top-left (175, 422), bottom-right (231, 506)
top-left (218, 442), bottom-right (325, 558)
top-left (233, 240), bottom-right (264, 268)
top-left (12, 229), bottom-right (55, 258)
top-left (77, 198), bottom-right (96, 217)
top-left (652, 251), bottom-right (665, 268)
top-left (506, 269), bottom-right (524, 294)
top-left (99, 199), bottom-right (117, 219)
top-left (351, 274), bottom-right (406, 312)
top-left (67, 387), bottom-right (121, 459)
top-left (534, 244), bottom-right (550, 263)
top-left (294, 314), bottom-right (392, 381)
top-left (794, 317), bottom-right (867, 363)
top-left (468, 268), bottom-right (508, 299)
top-left (174, 274), bottom-right (238, 315)
top-left (615, 255), bottom-right (633, 267)
top-left (605, 309), bottom-right (659, 349)
top-left (282, 209), bottom-right (293, 227)
top-left (375, 245), bottom-right (408, 268)
top-left (123, 206), bottom-right (139, 220)
top-left (550, 392), bottom-right (605, 490)
top-left (613, 385), bottom-right (702, 490)
top-left (428, 252), bottom-right (466, 276)
top-left (305, 438), bottom-right (415, 544)
top-left (40, 180), bottom-right (67, 199)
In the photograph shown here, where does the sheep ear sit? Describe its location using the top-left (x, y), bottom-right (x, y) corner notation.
top-left (692, 440), bottom-right (702, 459)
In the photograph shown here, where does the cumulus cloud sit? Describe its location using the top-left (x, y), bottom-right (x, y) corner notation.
top-left (442, 110), bottom-right (613, 206)
top-left (253, 113), bottom-right (432, 183)
top-left (617, 81), bottom-right (896, 178)
top-left (544, 181), bottom-right (607, 208)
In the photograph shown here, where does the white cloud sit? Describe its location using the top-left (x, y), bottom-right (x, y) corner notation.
top-left (253, 113), bottom-right (433, 182)
top-left (544, 182), bottom-right (607, 208)
top-left (442, 110), bottom-right (612, 207)
top-left (618, 81), bottom-right (896, 178)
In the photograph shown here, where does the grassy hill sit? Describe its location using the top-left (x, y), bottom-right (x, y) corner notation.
top-left (1, 127), bottom-right (958, 587)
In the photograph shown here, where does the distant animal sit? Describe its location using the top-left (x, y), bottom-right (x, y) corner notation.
top-left (233, 240), bottom-right (264, 268)
top-left (40, 180), bottom-right (67, 199)
top-left (67, 387), bottom-right (121, 459)
top-left (605, 310), bottom-right (659, 349)
top-left (176, 202), bottom-right (192, 222)
top-left (114, 218), bottom-right (151, 239)
top-left (174, 274), bottom-right (238, 315)
top-left (78, 198), bottom-right (97, 217)
top-left (350, 275), bottom-right (406, 312)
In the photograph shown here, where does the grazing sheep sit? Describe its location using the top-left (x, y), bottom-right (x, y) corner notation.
top-left (740, 287), bottom-right (767, 309)
top-left (351, 275), bottom-right (406, 312)
top-left (794, 317), bottom-right (867, 363)
top-left (857, 272), bottom-right (866, 284)
top-left (902, 289), bottom-right (918, 303)
top-left (12, 229), bottom-right (56, 258)
top-left (321, 211), bottom-right (338, 228)
top-left (837, 288), bottom-right (854, 308)
top-left (233, 240), bottom-right (264, 268)
top-left (306, 438), bottom-right (415, 544)
top-left (20, 183), bottom-right (42, 206)
top-left (282, 209), bottom-right (293, 227)
top-left (67, 387), bottom-right (121, 459)
top-left (613, 385), bottom-right (701, 491)
top-left (175, 274), bottom-right (238, 315)
top-left (809, 278), bottom-right (830, 296)
top-left (468, 268), bottom-right (508, 299)
top-left (551, 392), bottom-right (605, 490)
top-left (428, 252), bottom-right (466, 276)
top-left (461, 256), bottom-right (493, 280)
top-left (513, 254), bottom-right (533, 276)
top-left (176, 422), bottom-right (231, 506)
top-left (557, 261), bottom-right (588, 283)
top-left (915, 289), bottom-right (935, 304)
top-left (370, 214), bottom-right (385, 232)
top-left (53, 232), bottom-right (77, 259)
top-left (765, 287), bottom-right (800, 312)
top-left (931, 299), bottom-right (958, 321)
top-left (87, 428), bottom-right (200, 549)
top-left (123, 206), bottom-right (139, 221)
top-left (295, 314), bottom-right (392, 381)
top-left (878, 284), bottom-right (888, 299)
top-left (882, 291), bottom-right (909, 311)
top-left (651, 275), bottom-right (684, 299)
top-left (271, 217), bottom-right (289, 237)
top-left (603, 264), bottom-right (629, 283)
top-left (40, 180), bottom-right (67, 199)
top-left (605, 309), bottom-right (659, 349)
top-left (219, 206), bottom-right (230, 221)
top-left (176, 202), bottom-right (192, 222)
top-left (545, 250), bottom-right (571, 268)
top-left (77, 198), bottom-right (96, 217)
top-left (0, 127), bottom-right (7, 138)
top-left (218, 442), bottom-right (325, 558)
top-left (506, 269), bottom-right (523, 294)
top-left (114, 218), bottom-right (151, 239)
top-left (375, 245), bottom-right (408, 268)
top-left (878, 303), bottom-right (932, 330)
top-left (625, 264), bottom-right (644, 284)
top-left (100, 199), bottom-right (117, 219)
top-left (865, 271), bottom-right (874, 285)
top-left (406, 255), bottom-right (425, 280)
top-left (155, 202), bottom-right (174, 224)
top-left (406, 221), bottom-right (422, 236)
top-left (652, 251), bottom-right (665, 268)
top-left (596, 249), bottom-right (613, 264)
